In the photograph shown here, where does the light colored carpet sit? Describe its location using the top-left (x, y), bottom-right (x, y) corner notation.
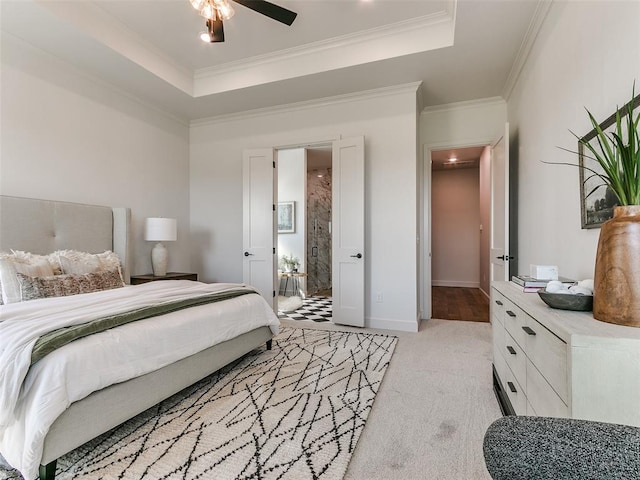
top-left (279, 318), bottom-right (501, 480)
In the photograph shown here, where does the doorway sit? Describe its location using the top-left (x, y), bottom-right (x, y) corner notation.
top-left (276, 146), bottom-right (333, 323)
top-left (243, 136), bottom-right (365, 327)
top-left (430, 145), bottom-right (490, 322)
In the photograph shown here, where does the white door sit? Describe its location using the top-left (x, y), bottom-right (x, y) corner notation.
top-left (332, 136), bottom-right (365, 327)
top-left (243, 149), bottom-right (277, 310)
top-left (490, 123), bottom-right (510, 282)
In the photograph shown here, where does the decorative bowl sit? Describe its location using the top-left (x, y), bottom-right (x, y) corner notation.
top-left (537, 290), bottom-right (593, 311)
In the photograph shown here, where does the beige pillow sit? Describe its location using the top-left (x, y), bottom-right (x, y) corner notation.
top-left (18, 269), bottom-right (125, 301)
top-left (56, 250), bottom-right (121, 275)
top-left (0, 252), bottom-right (60, 304)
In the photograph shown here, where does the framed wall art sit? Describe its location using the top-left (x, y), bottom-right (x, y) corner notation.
top-left (277, 201), bottom-right (295, 233)
top-left (578, 93), bottom-right (640, 228)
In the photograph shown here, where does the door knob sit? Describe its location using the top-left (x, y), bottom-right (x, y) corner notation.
top-left (496, 255), bottom-right (515, 260)
top-left (350, 253), bottom-right (363, 259)
top-left (244, 251), bottom-right (254, 257)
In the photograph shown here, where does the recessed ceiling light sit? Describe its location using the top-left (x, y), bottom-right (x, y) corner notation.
top-left (449, 157), bottom-right (457, 162)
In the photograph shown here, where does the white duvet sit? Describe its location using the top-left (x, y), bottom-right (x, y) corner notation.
top-left (0, 281), bottom-right (279, 480)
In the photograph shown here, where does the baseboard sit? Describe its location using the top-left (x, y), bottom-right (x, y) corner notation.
top-left (367, 316), bottom-right (419, 332)
top-left (432, 280), bottom-right (480, 288)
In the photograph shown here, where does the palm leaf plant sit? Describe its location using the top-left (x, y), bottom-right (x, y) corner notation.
top-left (574, 87), bottom-right (640, 206)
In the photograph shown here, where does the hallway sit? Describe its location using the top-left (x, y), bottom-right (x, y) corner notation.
top-left (432, 287), bottom-right (489, 322)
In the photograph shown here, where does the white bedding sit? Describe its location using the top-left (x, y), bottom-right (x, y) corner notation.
top-left (0, 281), bottom-right (279, 480)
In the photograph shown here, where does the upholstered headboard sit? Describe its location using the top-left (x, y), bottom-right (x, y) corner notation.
top-left (0, 196), bottom-right (131, 283)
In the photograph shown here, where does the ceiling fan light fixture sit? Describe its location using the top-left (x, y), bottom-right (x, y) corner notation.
top-left (200, 2), bottom-right (216, 19)
top-left (217, 2), bottom-right (235, 20)
top-left (190, 0), bottom-right (206, 10)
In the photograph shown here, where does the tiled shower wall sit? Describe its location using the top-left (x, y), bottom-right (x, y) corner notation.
top-left (306, 168), bottom-right (332, 294)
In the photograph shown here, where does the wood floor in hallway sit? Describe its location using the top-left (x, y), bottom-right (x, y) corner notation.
top-left (432, 286), bottom-right (490, 322)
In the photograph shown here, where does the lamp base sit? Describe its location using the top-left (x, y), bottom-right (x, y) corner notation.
top-left (151, 242), bottom-right (168, 277)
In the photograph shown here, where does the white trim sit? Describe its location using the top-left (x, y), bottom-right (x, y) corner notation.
top-left (193, 8), bottom-right (454, 97)
top-left (502, 0), bottom-right (554, 101)
top-left (421, 96), bottom-right (505, 115)
top-left (196, 12), bottom-right (452, 81)
top-left (191, 82), bottom-right (423, 127)
top-left (37, 0), bottom-right (194, 95)
top-left (2, 32), bottom-right (189, 127)
top-left (432, 280), bottom-right (481, 288)
top-left (366, 317), bottom-right (419, 333)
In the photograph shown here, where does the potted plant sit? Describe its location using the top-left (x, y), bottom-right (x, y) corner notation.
top-left (280, 254), bottom-right (300, 273)
top-left (573, 86), bottom-right (640, 327)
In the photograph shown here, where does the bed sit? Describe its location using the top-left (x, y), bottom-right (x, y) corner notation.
top-left (0, 196), bottom-right (279, 480)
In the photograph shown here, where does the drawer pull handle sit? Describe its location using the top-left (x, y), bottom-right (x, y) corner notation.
top-left (522, 326), bottom-right (537, 336)
top-left (506, 310), bottom-right (516, 317)
top-left (507, 381), bottom-right (517, 393)
top-left (495, 300), bottom-right (503, 306)
top-left (506, 346), bottom-right (516, 355)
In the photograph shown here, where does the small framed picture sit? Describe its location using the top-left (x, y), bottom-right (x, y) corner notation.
top-left (277, 201), bottom-right (295, 233)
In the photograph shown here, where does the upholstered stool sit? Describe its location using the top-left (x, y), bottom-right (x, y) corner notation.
top-left (483, 416), bottom-right (640, 479)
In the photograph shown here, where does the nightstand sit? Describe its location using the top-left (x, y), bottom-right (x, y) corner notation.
top-left (130, 272), bottom-right (198, 285)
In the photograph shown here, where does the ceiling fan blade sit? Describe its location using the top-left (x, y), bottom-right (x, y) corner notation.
top-left (231, 0), bottom-right (297, 26)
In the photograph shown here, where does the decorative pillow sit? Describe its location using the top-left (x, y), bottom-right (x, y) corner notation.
top-left (0, 252), bottom-right (59, 304)
top-left (55, 250), bottom-right (121, 275)
top-left (17, 269), bottom-right (125, 302)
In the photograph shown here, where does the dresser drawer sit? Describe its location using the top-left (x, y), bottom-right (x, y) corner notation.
top-left (502, 367), bottom-right (527, 416)
top-left (492, 319), bottom-right (505, 363)
top-left (526, 358), bottom-right (568, 418)
top-left (493, 345), bottom-right (508, 394)
top-left (503, 330), bottom-right (526, 389)
top-left (491, 289), bottom-right (506, 327)
top-left (503, 299), bottom-right (527, 349)
top-left (522, 315), bottom-right (568, 403)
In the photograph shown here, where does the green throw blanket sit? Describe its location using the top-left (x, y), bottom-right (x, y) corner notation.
top-left (31, 288), bottom-right (257, 365)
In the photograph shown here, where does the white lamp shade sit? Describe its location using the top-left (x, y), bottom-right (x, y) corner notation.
top-left (145, 218), bottom-right (177, 242)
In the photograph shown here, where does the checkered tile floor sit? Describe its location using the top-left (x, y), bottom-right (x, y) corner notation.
top-left (278, 296), bottom-right (332, 322)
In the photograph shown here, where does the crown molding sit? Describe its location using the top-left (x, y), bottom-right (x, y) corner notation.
top-left (193, 7), bottom-right (455, 97)
top-left (2, 32), bottom-right (189, 127)
top-left (421, 96), bottom-right (506, 115)
top-left (196, 11), bottom-right (452, 81)
top-left (502, 0), bottom-right (554, 101)
top-left (191, 82), bottom-right (423, 127)
top-left (35, 0), bottom-right (194, 95)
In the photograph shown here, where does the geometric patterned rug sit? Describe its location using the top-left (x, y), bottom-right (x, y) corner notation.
top-left (0, 327), bottom-right (396, 480)
top-left (278, 296), bottom-right (332, 322)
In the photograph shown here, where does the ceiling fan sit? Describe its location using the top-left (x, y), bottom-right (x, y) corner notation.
top-left (189, 0), bottom-right (297, 43)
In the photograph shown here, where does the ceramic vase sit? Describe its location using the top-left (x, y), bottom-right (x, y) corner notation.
top-left (593, 205), bottom-right (640, 327)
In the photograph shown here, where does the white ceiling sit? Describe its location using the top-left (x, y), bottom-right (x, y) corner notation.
top-left (1, 0), bottom-right (542, 122)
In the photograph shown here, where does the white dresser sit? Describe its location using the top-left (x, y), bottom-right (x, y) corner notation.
top-left (491, 281), bottom-right (640, 427)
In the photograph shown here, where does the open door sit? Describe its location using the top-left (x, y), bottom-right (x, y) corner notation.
top-left (243, 148), bottom-right (277, 310)
top-left (332, 136), bottom-right (365, 327)
top-left (490, 123), bottom-right (511, 282)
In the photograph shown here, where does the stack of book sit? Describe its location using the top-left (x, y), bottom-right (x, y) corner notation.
top-left (511, 275), bottom-right (575, 292)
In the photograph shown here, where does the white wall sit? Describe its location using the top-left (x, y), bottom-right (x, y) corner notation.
top-left (191, 85), bottom-right (420, 331)
top-left (431, 167), bottom-right (480, 287)
top-left (0, 35), bottom-right (191, 276)
top-left (507, 1), bottom-right (640, 281)
top-left (277, 148), bottom-right (305, 272)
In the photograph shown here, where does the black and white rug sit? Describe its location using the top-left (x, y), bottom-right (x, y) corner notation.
top-left (1, 327), bottom-right (396, 480)
top-left (279, 296), bottom-right (332, 322)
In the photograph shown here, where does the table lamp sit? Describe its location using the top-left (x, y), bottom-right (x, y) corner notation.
top-left (145, 217), bottom-right (177, 276)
